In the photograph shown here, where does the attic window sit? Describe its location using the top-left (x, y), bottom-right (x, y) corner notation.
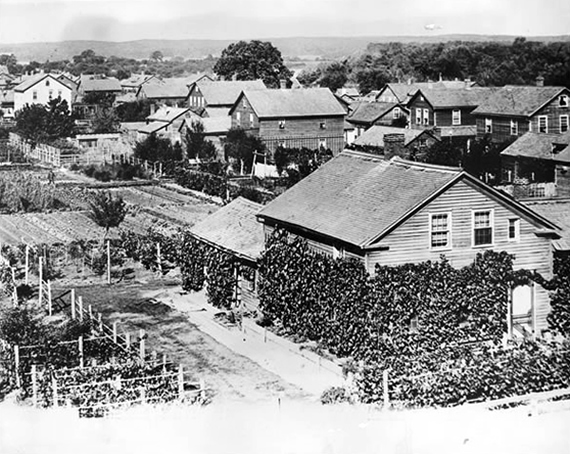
top-left (45, 79), bottom-right (50, 87)
top-left (279, 119), bottom-right (286, 129)
top-left (393, 107), bottom-right (401, 119)
top-left (560, 95), bottom-right (568, 107)
top-left (319, 120), bottom-right (327, 129)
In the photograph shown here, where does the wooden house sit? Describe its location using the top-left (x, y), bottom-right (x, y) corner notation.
top-left (472, 83), bottom-right (570, 144)
top-left (136, 106), bottom-right (191, 144)
top-left (376, 80), bottom-right (478, 104)
top-left (346, 101), bottom-right (408, 136)
top-left (499, 132), bottom-right (570, 199)
top-left (229, 87), bottom-right (347, 154)
top-left (351, 125), bottom-right (439, 158)
top-left (186, 79), bottom-right (266, 116)
top-left (188, 197), bottom-right (265, 311)
top-left (257, 151), bottom-right (563, 336)
top-left (13, 73), bottom-right (74, 113)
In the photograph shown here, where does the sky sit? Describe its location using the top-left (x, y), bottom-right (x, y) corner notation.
top-left (0, 0), bottom-right (569, 44)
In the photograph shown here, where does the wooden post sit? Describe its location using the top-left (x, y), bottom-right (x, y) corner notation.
top-left (178, 364), bottom-right (184, 398)
top-left (71, 289), bottom-right (76, 320)
top-left (31, 365), bottom-right (38, 407)
top-left (507, 288), bottom-right (513, 339)
top-left (113, 322), bottom-right (118, 343)
top-left (47, 281), bottom-right (52, 316)
top-left (139, 329), bottom-right (145, 361)
top-left (98, 313), bottom-right (103, 332)
top-left (106, 240), bottom-right (111, 285)
top-left (264, 327), bottom-right (267, 343)
top-left (126, 332), bottom-right (131, 349)
top-left (88, 304), bottom-right (93, 321)
top-left (38, 256), bottom-right (43, 306)
top-left (14, 345), bottom-right (20, 388)
top-left (52, 377), bottom-right (58, 407)
top-left (383, 369), bottom-right (390, 410)
top-left (78, 296), bottom-right (83, 321)
top-left (11, 267), bottom-right (18, 307)
top-left (156, 242), bottom-right (162, 275)
top-left (25, 244), bottom-right (29, 285)
top-left (162, 354), bottom-right (167, 371)
top-left (78, 336), bottom-right (84, 369)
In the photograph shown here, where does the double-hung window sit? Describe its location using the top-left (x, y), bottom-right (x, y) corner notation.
top-left (279, 119), bottom-right (286, 129)
top-left (508, 218), bottom-right (520, 242)
top-left (430, 213), bottom-right (451, 249)
top-left (452, 110), bottom-right (461, 125)
top-left (415, 108), bottom-right (422, 125)
top-left (538, 115), bottom-right (548, 133)
top-left (485, 118), bottom-right (492, 133)
top-left (473, 210), bottom-right (493, 246)
top-left (560, 115), bottom-right (569, 133)
top-left (510, 120), bottom-right (518, 135)
top-left (423, 108), bottom-right (429, 125)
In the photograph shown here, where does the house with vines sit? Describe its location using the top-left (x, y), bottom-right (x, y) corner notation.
top-left (257, 150), bottom-right (565, 337)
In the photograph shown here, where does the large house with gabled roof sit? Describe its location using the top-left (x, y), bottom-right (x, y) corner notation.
top-left (346, 101), bottom-right (407, 136)
top-left (186, 79), bottom-right (266, 116)
top-left (13, 73), bottom-right (73, 112)
top-left (257, 150), bottom-right (563, 336)
top-left (229, 87), bottom-right (346, 154)
top-left (472, 83), bottom-right (570, 143)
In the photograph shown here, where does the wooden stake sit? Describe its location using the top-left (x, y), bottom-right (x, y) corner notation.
top-left (47, 281), bottom-right (52, 316)
top-left (106, 240), bottom-right (111, 285)
top-left (156, 242), bottom-right (162, 275)
top-left (178, 365), bottom-right (184, 398)
top-left (98, 313), bottom-right (103, 332)
top-left (71, 289), bottom-right (76, 320)
top-left (140, 387), bottom-right (146, 404)
top-left (78, 336), bottom-right (84, 369)
top-left (25, 245), bottom-right (29, 285)
top-left (78, 296), bottom-right (83, 321)
top-left (38, 257), bottom-right (43, 306)
top-left (11, 267), bottom-right (17, 307)
top-left (383, 369), bottom-right (390, 410)
top-left (199, 378), bottom-right (206, 401)
top-left (126, 332), bottom-right (131, 349)
top-left (139, 329), bottom-right (145, 361)
top-left (31, 365), bottom-right (38, 407)
top-left (88, 304), bottom-right (93, 320)
top-left (14, 345), bottom-right (20, 388)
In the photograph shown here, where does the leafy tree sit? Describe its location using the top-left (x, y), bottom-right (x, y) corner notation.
top-left (462, 136), bottom-right (509, 184)
top-left (115, 99), bottom-right (152, 122)
top-left (319, 61), bottom-right (349, 92)
top-left (88, 191), bottom-right (127, 239)
top-left (416, 140), bottom-right (464, 167)
top-left (91, 107), bottom-right (120, 133)
top-left (83, 91), bottom-right (116, 107)
top-left (297, 67), bottom-right (321, 87)
top-left (133, 134), bottom-right (182, 162)
top-left (184, 119), bottom-right (217, 161)
top-left (213, 40), bottom-right (292, 88)
top-left (274, 146), bottom-right (333, 187)
top-left (224, 127), bottom-right (265, 175)
top-left (150, 50), bottom-right (164, 62)
top-left (14, 97), bottom-right (75, 145)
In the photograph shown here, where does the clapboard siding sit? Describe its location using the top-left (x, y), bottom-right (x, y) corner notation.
top-left (367, 179), bottom-right (554, 331)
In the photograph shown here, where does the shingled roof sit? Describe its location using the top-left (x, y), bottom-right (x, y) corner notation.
top-left (14, 74), bottom-right (70, 93)
top-left (380, 81), bottom-right (478, 102)
top-left (347, 102), bottom-right (400, 125)
top-left (189, 197), bottom-right (265, 262)
top-left (413, 87), bottom-right (497, 109)
top-left (195, 79), bottom-right (266, 106)
top-left (258, 151), bottom-right (557, 248)
top-left (140, 78), bottom-right (191, 99)
top-left (146, 106), bottom-right (190, 123)
top-left (472, 85), bottom-right (569, 117)
top-left (235, 88), bottom-right (346, 118)
top-left (353, 125), bottom-right (438, 148)
top-left (501, 132), bottom-right (570, 164)
top-left (525, 199), bottom-right (570, 251)
top-left (80, 76), bottom-right (122, 93)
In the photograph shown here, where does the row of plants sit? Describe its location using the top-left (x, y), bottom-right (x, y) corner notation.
top-left (73, 162), bottom-right (151, 182)
top-left (351, 339), bottom-right (570, 408)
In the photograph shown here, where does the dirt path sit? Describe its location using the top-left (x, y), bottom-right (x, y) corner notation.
top-left (62, 280), bottom-right (308, 403)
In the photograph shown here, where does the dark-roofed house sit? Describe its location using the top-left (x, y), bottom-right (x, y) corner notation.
top-left (13, 73), bottom-right (73, 112)
top-left (137, 75), bottom-right (211, 109)
top-left (229, 87), bottom-right (347, 154)
top-left (121, 74), bottom-right (156, 93)
top-left (472, 84), bottom-right (570, 143)
top-left (189, 197), bottom-right (265, 310)
top-left (137, 106), bottom-right (191, 143)
top-left (499, 131), bottom-right (570, 199)
top-left (186, 79), bottom-right (266, 115)
top-left (79, 75), bottom-right (122, 96)
top-left (377, 80), bottom-right (478, 104)
top-left (346, 102), bottom-right (407, 136)
top-left (352, 125), bottom-right (439, 158)
top-left (258, 151), bottom-right (562, 335)
top-left (407, 87), bottom-right (495, 141)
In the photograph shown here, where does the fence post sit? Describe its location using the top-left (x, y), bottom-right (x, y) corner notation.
top-left (14, 345), bottom-right (20, 388)
top-left (52, 377), bottom-right (58, 408)
top-left (178, 364), bottom-right (184, 398)
top-left (126, 332), bottom-right (131, 349)
top-left (162, 354), bottom-right (167, 371)
top-left (88, 304), bottom-right (93, 321)
top-left (71, 289), bottom-right (76, 320)
top-left (38, 256), bottom-right (43, 306)
top-left (98, 313), bottom-right (103, 332)
top-left (78, 336), bottom-right (84, 369)
top-left (106, 240), bottom-right (111, 285)
top-left (113, 321), bottom-right (118, 343)
top-left (31, 365), bottom-right (38, 407)
top-left (25, 244), bottom-right (29, 285)
top-left (11, 267), bottom-right (18, 307)
top-left (78, 296), bottom-right (83, 321)
top-left (383, 369), bottom-right (390, 410)
top-left (139, 329), bottom-right (145, 361)
top-left (156, 242), bottom-right (162, 275)
top-left (47, 281), bottom-right (52, 316)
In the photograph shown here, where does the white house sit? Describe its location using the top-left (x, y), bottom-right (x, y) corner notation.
top-left (13, 73), bottom-right (73, 113)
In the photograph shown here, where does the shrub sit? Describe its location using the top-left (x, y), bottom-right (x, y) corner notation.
top-left (320, 386), bottom-right (350, 405)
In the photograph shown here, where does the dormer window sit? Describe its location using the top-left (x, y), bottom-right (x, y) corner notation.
top-left (45, 79), bottom-right (50, 87)
top-left (560, 95), bottom-right (568, 107)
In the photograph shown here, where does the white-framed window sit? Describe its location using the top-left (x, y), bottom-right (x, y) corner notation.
top-left (332, 244), bottom-right (345, 259)
top-left (423, 108), bottom-right (429, 125)
top-left (32, 90), bottom-right (37, 100)
top-left (415, 108), bottom-right (422, 125)
top-left (45, 79), bottom-right (50, 87)
top-left (538, 115), bottom-right (548, 133)
top-left (452, 109), bottom-right (461, 125)
top-left (393, 107), bottom-right (401, 119)
top-left (48, 90), bottom-right (53, 100)
top-left (429, 213), bottom-right (451, 249)
top-left (508, 218), bottom-right (520, 242)
top-left (510, 120), bottom-right (518, 136)
top-left (485, 118), bottom-right (492, 133)
top-left (559, 95), bottom-right (569, 107)
top-left (528, 120), bottom-right (532, 132)
top-left (236, 111), bottom-right (241, 125)
top-left (279, 119), bottom-right (286, 129)
top-left (560, 115), bottom-right (569, 133)
top-left (249, 113), bottom-right (254, 128)
top-left (473, 210), bottom-right (494, 247)
top-left (319, 120), bottom-right (327, 129)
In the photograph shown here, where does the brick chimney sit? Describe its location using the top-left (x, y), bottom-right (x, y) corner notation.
top-left (536, 76), bottom-right (544, 87)
top-left (384, 133), bottom-right (407, 159)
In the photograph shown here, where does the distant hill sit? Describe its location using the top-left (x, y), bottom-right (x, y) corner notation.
top-left (1, 35), bottom-right (569, 62)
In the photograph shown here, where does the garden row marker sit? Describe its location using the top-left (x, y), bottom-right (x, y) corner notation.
top-left (98, 313), bottom-right (103, 332)
top-left (78, 336), bottom-right (84, 369)
top-left (139, 329), bottom-right (145, 361)
top-left (178, 365), bottom-right (184, 398)
top-left (71, 289), bottom-right (76, 320)
top-left (383, 370), bottom-right (390, 410)
top-left (14, 345), bottom-right (20, 388)
top-left (31, 365), bottom-right (38, 407)
top-left (88, 304), bottom-right (93, 320)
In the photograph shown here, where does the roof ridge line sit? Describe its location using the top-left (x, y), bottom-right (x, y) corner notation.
top-left (390, 157), bottom-right (462, 173)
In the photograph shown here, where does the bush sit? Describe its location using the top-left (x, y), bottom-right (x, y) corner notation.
top-left (320, 386), bottom-right (350, 405)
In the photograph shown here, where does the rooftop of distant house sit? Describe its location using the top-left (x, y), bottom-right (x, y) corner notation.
top-left (501, 131), bottom-right (570, 164)
top-left (194, 79), bottom-right (267, 106)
